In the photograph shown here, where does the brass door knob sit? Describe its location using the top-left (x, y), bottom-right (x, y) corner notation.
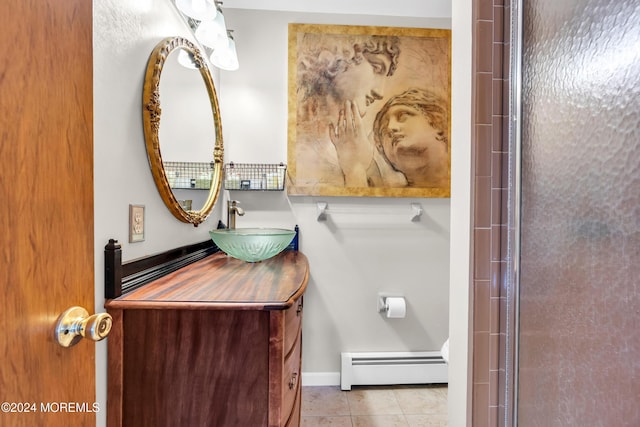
top-left (54, 306), bottom-right (113, 348)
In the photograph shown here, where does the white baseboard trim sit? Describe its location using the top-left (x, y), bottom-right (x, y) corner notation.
top-left (301, 372), bottom-right (341, 386)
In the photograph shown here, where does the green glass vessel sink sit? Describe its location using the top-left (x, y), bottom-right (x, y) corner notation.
top-left (209, 228), bottom-right (296, 262)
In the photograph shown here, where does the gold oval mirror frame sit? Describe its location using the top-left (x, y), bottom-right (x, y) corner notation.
top-left (142, 36), bottom-right (224, 227)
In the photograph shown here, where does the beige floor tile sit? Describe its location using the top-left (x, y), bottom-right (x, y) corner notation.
top-left (393, 385), bottom-right (448, 415)
top-left (302, 385), bottom-right (449, 426)
top-left (301, 415), bottom-right (354, 427)
top-left (436, 386), bottom-right (448, 400)
top-left (346, 387), bottom-right (403, 416)
top-left (405, 413), bottom-right (448, 427)
top-left (302, 386), bottom-right (351, 417)
top-left (351, 414), bottom-right (409, 427)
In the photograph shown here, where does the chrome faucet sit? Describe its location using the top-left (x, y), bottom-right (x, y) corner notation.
top-left (227, 200), bottom-right (245, 229)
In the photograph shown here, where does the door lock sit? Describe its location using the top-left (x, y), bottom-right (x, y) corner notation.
top-left (54, 306), bottom-right (113, 348)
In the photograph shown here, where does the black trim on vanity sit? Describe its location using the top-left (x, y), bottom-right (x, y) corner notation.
top-left (104, 239), bottom-right (219, 299)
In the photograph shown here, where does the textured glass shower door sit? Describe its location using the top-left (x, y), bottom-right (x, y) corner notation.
top-left (516, 0), bottom-right (640, 425)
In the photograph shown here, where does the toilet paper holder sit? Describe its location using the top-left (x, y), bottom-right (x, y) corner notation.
top-left (377, 294), bottom-right (406, 318)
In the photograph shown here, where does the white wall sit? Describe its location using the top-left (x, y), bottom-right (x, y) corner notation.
top-left (220, 7), bottom-right (451, 380)
top-left (94, 1), bottom-right (471, 426)
top-left (94, 0), bottom-right (221, 261)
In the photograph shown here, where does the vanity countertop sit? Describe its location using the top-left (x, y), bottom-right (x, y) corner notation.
top-left (105, 250), bottom-right (308, 311)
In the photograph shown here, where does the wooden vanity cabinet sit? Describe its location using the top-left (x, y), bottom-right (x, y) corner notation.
top-left (270, 297), bottom-right (304, 426)
top-left (105, 251), bottom-right (308, 427)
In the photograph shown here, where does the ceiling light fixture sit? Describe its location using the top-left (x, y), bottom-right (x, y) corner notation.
top-left (210, 30), bottom-right (239, 71)
top-left (172, 0), bottom-right (238, 71)
top-left (194, 4), bottom-right (228, 49)
top-left (175, 0), bottom-right (218, 21)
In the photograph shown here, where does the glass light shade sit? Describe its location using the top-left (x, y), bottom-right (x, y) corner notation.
top-left (195, 12), bottom-right (227, 49)
top-left (176, 49), bottom-right (198, 69)
top-left (175, 0), bottom-right (217, 21)
top-left (211, 37), bottom-right (239, 71)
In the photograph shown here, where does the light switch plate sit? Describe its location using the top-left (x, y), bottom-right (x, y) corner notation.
top-left (129, 204), bottom-right (145, 243)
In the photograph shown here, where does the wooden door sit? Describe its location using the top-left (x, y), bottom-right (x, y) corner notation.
top-left (0, 1), bottom-right (96, 426)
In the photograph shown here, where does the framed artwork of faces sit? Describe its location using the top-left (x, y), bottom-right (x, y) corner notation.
top-left (287, 23), bottom-right (451, 198)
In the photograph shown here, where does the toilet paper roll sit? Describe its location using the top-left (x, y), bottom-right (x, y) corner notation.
top-left (385, 297), bottom-right (406, 318)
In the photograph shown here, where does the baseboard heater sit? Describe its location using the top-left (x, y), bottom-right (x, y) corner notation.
top-left (340, 351), bottom-right (448, 391)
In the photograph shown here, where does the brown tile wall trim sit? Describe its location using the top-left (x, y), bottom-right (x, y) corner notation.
top-left (471, 1), bottom-right (511, 426)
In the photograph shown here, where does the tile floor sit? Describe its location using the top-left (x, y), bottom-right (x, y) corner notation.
top-left (301, 385), bottom-right (448, 427)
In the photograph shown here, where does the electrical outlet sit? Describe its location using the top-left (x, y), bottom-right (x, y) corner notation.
top-left (129, 204), bottom-right (145, 243)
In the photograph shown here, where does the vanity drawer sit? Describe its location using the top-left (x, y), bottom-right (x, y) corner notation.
top-left (285, 382), bottom-right (301, 427)
top-left (282, 331), bottom-right (302, 421)
top-left (284, 298), bottom-right (303, 355)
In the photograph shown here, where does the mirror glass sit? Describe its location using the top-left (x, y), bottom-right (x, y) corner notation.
top-left (142, 37), bottom-right (224, 226)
